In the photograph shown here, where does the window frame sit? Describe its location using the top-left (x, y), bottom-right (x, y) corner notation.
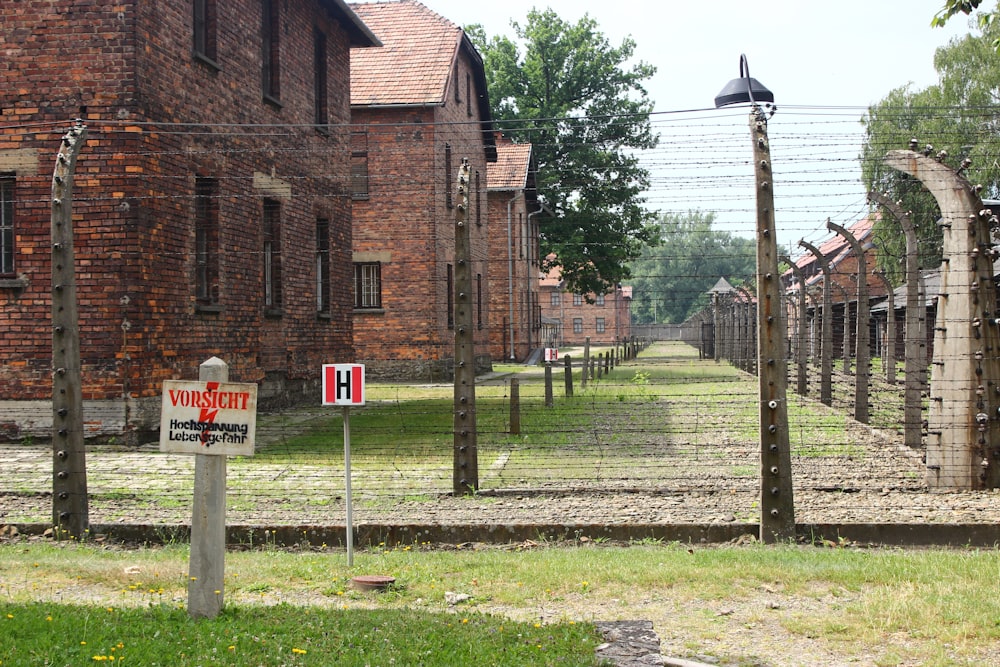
top-left (0, 178), bottom-right (14, 278)
top-left (313, 27), bottom-right (328, 129)
top-left (193, 0), bottom-right (219, 67)
top-left (261, 0), bottom-right (281, 104)
top-left (596, 317), bottom-right (606, 334)
top-left (353, 262), bottom-right (382, 310)
top-left (444, 143), bottom-right (453, 209)
top-left (573, 318), bottom-right (583, 334)
top-left (316, 219), bottom-right (330, 315)
top-left (263, 198), bottom-right (282, 312)
top-left (194, 177), bottom-right (220, 307)
top-left (350, 130), bottom-right (369, 199)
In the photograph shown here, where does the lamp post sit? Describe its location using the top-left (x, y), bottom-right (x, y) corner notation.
top-left (715, 55), bottom-right (794, 542)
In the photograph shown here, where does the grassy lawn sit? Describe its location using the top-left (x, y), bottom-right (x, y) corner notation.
top-left (3, 540), bottom-right (1000, 666)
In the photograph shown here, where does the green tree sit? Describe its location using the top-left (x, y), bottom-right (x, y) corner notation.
top-left (468, 10), bottom-right (659, 297)
top-left (861, 17), bottom-right (1000, 282)
top-left (628, 211), bottom-right (755, 324)
top-left (932, 0), bottom-right (1000, 49)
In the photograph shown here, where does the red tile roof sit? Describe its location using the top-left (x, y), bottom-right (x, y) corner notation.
top-left (487, 139), bottom-right (533, 191)
top-left (349, 0), bottom-right (463, 106)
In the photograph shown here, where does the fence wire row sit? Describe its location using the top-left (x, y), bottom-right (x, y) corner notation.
top-left (2, 341), bottom-right (999, 529)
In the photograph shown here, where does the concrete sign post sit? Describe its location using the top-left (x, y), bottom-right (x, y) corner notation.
top-left (322, 364), bottom-right (365, 566)
top-left (160, 357), bottom-right (257, 619)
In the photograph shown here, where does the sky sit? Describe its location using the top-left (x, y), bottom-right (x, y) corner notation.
top-left (356, 0), bottom-right (981, 252)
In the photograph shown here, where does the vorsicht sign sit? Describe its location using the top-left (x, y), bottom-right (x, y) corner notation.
top-left (159, 380), bottom-right (258, 456)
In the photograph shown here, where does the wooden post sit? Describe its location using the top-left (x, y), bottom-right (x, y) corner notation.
top-left (452, 159), bottom-right (478, 494)
top-left (828, 220), bottom-right (871, 424)
top-left (800, 240), bottom-right (833, 406)
top-left (51, 122), bottom-right (89, 540)
top-left (188, 357), bottom-right (228, 618)
top-left (544, 361), bottom-right (554, 407)
top-left (509, 378), bottom-right (520, 435)
top-left (581, 336), bottom-right (591, 387)
top-left (885, 148), bottom-right (1000, 488)
top-left (564, 354), bottom-right (574, 397)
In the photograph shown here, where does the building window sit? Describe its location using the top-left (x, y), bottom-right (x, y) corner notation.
top-left (313, 28), bottom-right (328, 127)
top-left (573, 293), bottom-right (583, 306)
top-left (477, 273), bottom-right (483, 329)
top-left (446, 263), bottom-right (454, 329)
top-left (193, 0), bottom-right (218, 64)
top-left (263, 198), bottom-right (281, 310)
top-left (445, 143), bottom-right (453, 209)
top-left (194, 177), bottom-right (219, 304)
top-left (596, 294), bottom-right (605, 306)
top-left (0, 178), bottom-right (14, 277)
top-left (596, 318), bottom-right (606, 334)
top-left (316, 219), bottom-right (330, 314)
top-left (261, 0), bottom-right (280, 102)
top-left (454, 63), bottom-right (461, 103)
top-left (466, 73), bottom-right (472, 116)
top-left (550, 292), bottom-right (560, 307)
top-left (475, 170), bottom-right (481, 226)
top-left (573, 318), bottom-right (583, 334)
top-left (351, 130), bottom-right (369, 198)
top-left (354, 262), bottom-right (381, 309)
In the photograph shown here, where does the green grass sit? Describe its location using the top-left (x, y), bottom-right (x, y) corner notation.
top-left (3, 540), bottom-right (1000, 665)
top-left (1, 602), bottom-right (599, 666)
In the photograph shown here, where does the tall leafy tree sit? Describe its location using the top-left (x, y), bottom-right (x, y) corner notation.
top-left (468, 11), bottom-right (659, 297)
top-left (861, 17), bottom-right (1000, 282)
top-left (932, 0), bottom-right (1000, 49)
top-left (628, 211), bottom-right (755, 324)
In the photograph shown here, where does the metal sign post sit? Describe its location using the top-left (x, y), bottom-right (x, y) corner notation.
top-left (322, 364), bottom-right (365, 565)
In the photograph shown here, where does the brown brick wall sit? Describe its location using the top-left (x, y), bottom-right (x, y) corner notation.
top-left (351, 47), bottom-right (493, 378)
top-left (539, 285), bottom-right (633, 347)
top-left (0, 0), bottom-right (358, 436)
top-left (486, 190), bottom-right (540, 361)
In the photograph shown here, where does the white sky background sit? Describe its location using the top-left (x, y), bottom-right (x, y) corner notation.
top-left (359, 0), bottom-right (979, 254)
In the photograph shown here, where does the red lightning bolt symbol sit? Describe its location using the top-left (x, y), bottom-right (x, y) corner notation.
top-left (198, 382), bottom-right (220, 446)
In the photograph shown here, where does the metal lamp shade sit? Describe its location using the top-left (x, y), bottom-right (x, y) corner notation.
top-left (714, 54), bottom-right (774, 108)
top-left (714, 76), bottom-right (774, 108)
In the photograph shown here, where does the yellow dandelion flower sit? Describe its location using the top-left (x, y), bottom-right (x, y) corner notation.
top-left (291, 647), bottom-right (307, 655)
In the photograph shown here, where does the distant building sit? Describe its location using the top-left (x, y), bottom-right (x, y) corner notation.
top-left (538, 260), bottom-right (632, 346)
top-left (486, 135), bottom-right (543, 361)
top-left (349, 0), bottom-right (496, 380)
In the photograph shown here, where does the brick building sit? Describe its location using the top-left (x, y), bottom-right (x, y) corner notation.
top-left (348, 0), bottom-right (496, 380)
top-left (0, 0), bottom-right (377, 441)
top-left (486, 136), bottom-right (543, 361)
top-left (538, 260), bottom-right (633, 347)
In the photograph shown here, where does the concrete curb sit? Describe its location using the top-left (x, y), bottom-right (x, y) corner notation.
top-left (7, 521), bottom-right (1000, 547)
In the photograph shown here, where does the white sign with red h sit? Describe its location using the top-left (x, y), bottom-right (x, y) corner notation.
top-left (322, 364), bottom-right (366, 406)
